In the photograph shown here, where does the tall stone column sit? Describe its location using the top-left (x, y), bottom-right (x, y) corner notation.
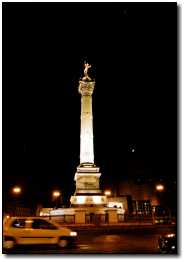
top-left (79, 80), bottom-right (95, 164)
top-left (70, 63), bottom-right (107, 207)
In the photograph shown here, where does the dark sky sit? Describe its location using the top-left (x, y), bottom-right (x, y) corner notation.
top-left (3, 2), bottom-right (177, 207)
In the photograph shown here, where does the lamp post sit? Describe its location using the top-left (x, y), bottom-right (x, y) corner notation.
top-left (11, 186), bottom-right (22, 216)
top-left (52, 191), bottom-right (61, 209)
top-left (153, 183), bottom-right (167, 224)
top-left (155, 184), bottom-right (165, 207)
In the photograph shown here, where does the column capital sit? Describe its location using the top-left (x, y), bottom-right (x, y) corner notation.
top-left (78, 80), bottom-right (95, 96)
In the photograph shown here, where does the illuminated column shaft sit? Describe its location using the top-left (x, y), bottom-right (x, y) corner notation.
top-left (78, 80), bottom-right (95, 164)
top-left (80, 96), bottom-right (94, 163)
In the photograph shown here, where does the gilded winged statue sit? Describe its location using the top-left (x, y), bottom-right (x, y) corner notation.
top-left (84, 63), bottom-right (91, 78)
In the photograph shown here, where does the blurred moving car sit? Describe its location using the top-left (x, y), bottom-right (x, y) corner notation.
top-left (158, 233), bottom-right (177, 254)
top-left (3, 216), bottom-right (77, 250)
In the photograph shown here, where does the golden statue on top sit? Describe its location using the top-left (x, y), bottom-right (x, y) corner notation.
top-left (84, 63), bottom-right (91, 76)
top-left (82, 62), bottom-right (92, 81)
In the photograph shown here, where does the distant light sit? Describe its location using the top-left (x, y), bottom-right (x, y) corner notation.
top-left (53, 191), bottom-right (61, 197)
top-left (26, 220), bottom-right (33, 223)
top-left (132, 149), bottom-right (135, 153)
top-left (12, 186), bottom-right (21, 194)
top-left (104, 190), bottom-right (111, 196)
top-left (167, 234), bottom-right (175, 238)
top-left (156, 184), bottom-right (164, 191)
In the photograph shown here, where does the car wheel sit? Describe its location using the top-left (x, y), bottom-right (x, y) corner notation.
top-left (3, 239), bottom-right (15, 250)
top-left (58, 238), bottom-right (69, 248)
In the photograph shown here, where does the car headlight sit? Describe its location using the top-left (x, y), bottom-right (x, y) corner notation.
top-left (167, 234), bottom-right (175, 238)
top-left (70, 231), bottom-right (77, 237)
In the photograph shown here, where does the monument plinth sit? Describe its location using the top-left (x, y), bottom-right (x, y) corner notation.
top-left (70, 63), bottom-right (107, 207)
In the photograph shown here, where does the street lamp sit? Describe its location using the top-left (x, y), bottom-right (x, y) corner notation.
top-left (156, 184), bottom-right (164, 192)
top-left (104, 190), bottom-right (111, 196)
top-left (52, 190), bottom-right (61, 208)
top-left (11, 186), bottom-right (22, 216)
top-left (12, 186), bottom-right (22, 195)
top-left (52, 191), bottom-right (61, 198)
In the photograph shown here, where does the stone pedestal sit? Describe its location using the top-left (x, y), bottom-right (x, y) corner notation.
top-left (70, 164), bottom-right (107, 206)
top-left (75, 209), bottom-right (86, 224)
top-left (107, 208), bottom-right (118, 224)
top-left (75, 165), bottom-right (101, 194)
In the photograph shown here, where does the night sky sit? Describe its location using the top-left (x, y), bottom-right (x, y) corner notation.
top-left (3, 2), bottom-right (177, 208)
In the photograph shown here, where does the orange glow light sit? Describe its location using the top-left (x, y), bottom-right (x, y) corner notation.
top-left (156, 184), bottom-right (164, 191)
top-left (53, 191), bottom-right (61, 197)
top-left (12, 186), bottom-right (21, 194)
top-left (104, 190), bottom-right (111, 196)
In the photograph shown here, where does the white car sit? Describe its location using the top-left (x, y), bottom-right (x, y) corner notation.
top-left (3, 216), bottom-right (77, 250)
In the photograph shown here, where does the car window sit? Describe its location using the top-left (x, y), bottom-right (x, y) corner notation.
top-left (11, 219), bottom-right (26, 228)
top-left (32, 219), bottom-right (58, 230)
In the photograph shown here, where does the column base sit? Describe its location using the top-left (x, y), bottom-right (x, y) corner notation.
top-left (70, 195), bottom-right (107, 206)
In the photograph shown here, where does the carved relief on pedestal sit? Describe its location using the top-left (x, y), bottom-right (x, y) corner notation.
top-left (76, 175), bottom-right (99, 190)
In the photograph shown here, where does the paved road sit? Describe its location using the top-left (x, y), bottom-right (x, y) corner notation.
top-left (4, 225), bottom-right (177, 254)
top-left (75, 232), bottom-right (159, 254)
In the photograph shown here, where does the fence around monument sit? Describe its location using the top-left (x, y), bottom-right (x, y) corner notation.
top-left (45, 215), bottom-right (75, 224)
top-left (45, 213), bottom-right (125, 224)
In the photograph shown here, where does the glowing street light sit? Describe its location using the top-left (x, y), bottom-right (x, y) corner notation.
top-left (52, 191), bottom-right (61, 198)
top-left (12, 186), bottom-right (22, 194)
top-left (52, 190), bottom-right (61, 209)
top-left (104, 190), bottom-right (111, 196)
top-left (156, 184), bottom-right (164, 192)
